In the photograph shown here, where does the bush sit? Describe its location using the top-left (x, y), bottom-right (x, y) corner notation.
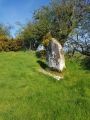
top-left (0, 36), bottom-right (24, 51)
top-left (42, 32), bottom-right (52, 49)
top-left (0, 36), bottom-right (9, 51)
top-left (36, 50), bottom-right (46, 59)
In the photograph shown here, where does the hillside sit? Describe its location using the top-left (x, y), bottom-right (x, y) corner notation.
top-left (0, 51), bottom-right (90, 120)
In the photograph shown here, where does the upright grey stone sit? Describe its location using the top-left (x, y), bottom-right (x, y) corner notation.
top-left (37, 44), bottom-right (45, 51)
top-left (46, 38), bottom-right (66, 72)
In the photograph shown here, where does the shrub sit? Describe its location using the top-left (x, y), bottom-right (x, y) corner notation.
top-left (42, 31), bottom-right (52, 49)
top-left (0, 36), bottom-right (24, 51)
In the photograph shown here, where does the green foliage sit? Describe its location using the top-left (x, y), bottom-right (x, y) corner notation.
top-left (16, 0), bottom-right (90, 49)
top-left (33, 0), bottom-right (86, 46)
top-left (0, 51), bottom-right (90, 120)
top-left (0, 23), bottom-right (12, 37)
top-left (36, 31), bottom-right (52, 59)
top-left (16, 22), bottom-right (38, 50)
top-left (42, 31), bottom-right (52, 48)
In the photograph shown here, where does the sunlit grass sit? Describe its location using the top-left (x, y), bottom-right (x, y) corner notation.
top-left (0, 51), bottom-right (90, 120)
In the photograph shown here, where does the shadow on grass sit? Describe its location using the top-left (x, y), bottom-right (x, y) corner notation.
top-left (80, 57), bottom-right (90, 70)
top-left (37, 60), bottom-right (47, 69)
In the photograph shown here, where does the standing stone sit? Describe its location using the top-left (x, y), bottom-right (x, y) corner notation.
top-left (46, 38), bottom-right (66, 72)
top-left (37, 44), bottom-right (46, 51)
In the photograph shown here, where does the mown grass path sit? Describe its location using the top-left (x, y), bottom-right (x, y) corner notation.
top-left (0, 51), bottom-right (90, 120)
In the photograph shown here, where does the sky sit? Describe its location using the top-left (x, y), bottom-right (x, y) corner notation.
top-left (0, 0), bottom-right (53, 37)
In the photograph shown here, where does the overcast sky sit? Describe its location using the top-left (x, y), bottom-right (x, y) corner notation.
top-left (0, 0), bottom-right (52, 37)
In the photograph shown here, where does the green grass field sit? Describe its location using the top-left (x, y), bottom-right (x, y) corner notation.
top-left (0, 51), bottom-right (90, 120)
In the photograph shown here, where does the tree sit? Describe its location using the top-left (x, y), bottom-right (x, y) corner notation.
top-left (17, 0), bottom-right (90, 50)
top-left (0, 23), bottom-right (13, 37)
top-left (33, 6), bottom-right (52, 42)
top-left (65, 0), bottom-right (90, 56)
top-left (16, 21), bottom-right (38, 50)
top-left (33, 0), bottom-right (89, 47)
top-left (66, 29), bottom-right (90, 56)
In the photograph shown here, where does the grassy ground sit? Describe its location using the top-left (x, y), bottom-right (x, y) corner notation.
top-left (0, 51), bottom-right (90, 120)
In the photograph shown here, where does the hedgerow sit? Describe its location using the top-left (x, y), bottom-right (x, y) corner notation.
top-left (0, 36), bottom-right (24, 51)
